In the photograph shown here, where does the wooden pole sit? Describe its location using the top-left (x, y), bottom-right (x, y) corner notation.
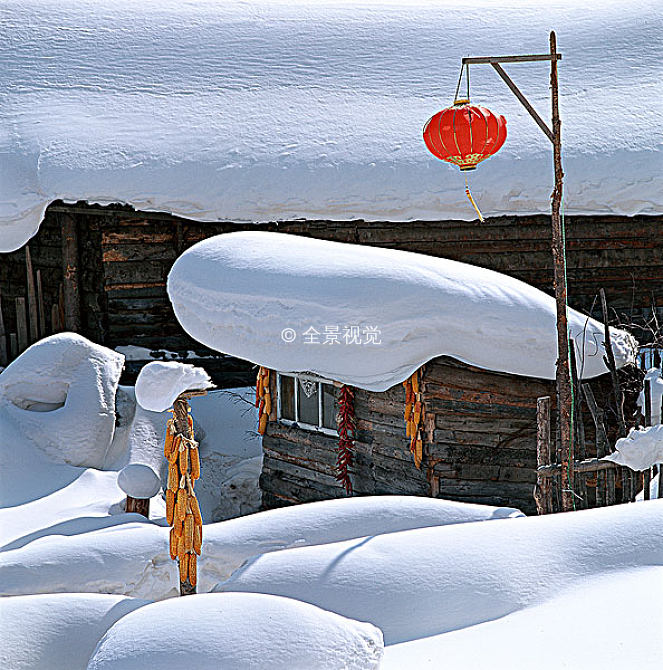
top-left (36, 270), bottom-right (46, 338)
top-left (25, 246), bottom-right (39, 343)
top-left (60, 213), bottom-right (81, 331)
top-left (643, 379), bottom-right (651, 500)
top-left (535, 396), bottom-right (552, 514)
top-left (15, 297), bottom-right (28, 354)
top-left (600, 288), bottom-right (627, 437)
top-left (0, 290), bottom-right (7, 367)
top-left (126, 496), bottom-right (150, 517)
top-left (549, 31), bottom-right (573, 511)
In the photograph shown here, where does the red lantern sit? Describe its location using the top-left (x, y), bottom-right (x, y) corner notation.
top-left (423, 99), bottom-right (507, 171)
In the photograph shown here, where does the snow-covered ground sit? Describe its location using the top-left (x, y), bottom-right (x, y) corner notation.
top-left (1, 0), bottom-right (661, 251)
top-left (2, 333), bottom-right (662, 668)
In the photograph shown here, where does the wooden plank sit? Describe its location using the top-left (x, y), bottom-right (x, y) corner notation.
top-left (537, 458), bottom-right (621, 477)
top-left (51, 304), bottom-right (60, 332)
top-left (463, 53), bottom-right (562, 64)
top-left (25, 246), bottom-right (39, 343)
top-left (9, 333), bottom-right (17, 359)
top-left (36, 270), bottom-right (46, 337)
top-left (61, 213), bottom-right (81, 331)
top-left (15, 297), bottom-right (28, 353)
top-left (0, 289), bottom-right (7, 366)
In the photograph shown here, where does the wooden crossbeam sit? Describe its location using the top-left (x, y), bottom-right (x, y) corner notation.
top-left (462, 54), bottom-right (562, 65)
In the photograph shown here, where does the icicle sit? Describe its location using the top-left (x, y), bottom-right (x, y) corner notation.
top-left (464, 174), bottom-right (484, 222)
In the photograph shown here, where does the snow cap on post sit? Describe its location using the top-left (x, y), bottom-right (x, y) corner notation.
top-left (135, 361), bottom-right (212, 413)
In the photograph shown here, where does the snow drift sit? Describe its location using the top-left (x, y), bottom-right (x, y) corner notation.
top-left (0, 334), bottom-right (124, 468)
top-left (381, 567), bottom-right (663, 669)
top-left (214, 500), bottom-right (663, 644)
top-left (1, 0), bottom-right (661, 251)
top-left (0, 496), bottom-right (522, 598)
top-left (168, 231), bottom-right (636, 390)
top-left (86, 593), bottom-right (383, 670)
top-left (604, 424), bottom-right (663, 471)
top-left (0, 594), bottom-right (150, 670)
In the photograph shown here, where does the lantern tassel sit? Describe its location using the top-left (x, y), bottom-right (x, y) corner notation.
top-left (464, 175), bottom-right (484, 222)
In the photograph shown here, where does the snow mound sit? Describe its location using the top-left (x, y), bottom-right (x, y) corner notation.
top-left (168, 231), bottom-right (636, 390)
top-left (200, 495), bottom-right (523, 584)
top-left (0, 593), bottom-right (150, 670)
top-left (214, 500), bottom-right (663, 644)
top-left (638, 367), bottom-right (663, 425)
top-left (603, 424), bottom-right (663, 471)
top-left (1, 0), bottom-right (661, 251)
top-left (0, 333), bottom-right (124, 468)
top-left (134, 361), bottom-right (212, 412)
top-left (117, 464), bottom-right (161, 500)
top-left (0, 523), bottom-right (176, 600)
top-left (0, 496), bottom-right (520, 599)
top-left (86, 592), bottom-right (383, 670)
top-left (381, 567), bottom-right (663, 669)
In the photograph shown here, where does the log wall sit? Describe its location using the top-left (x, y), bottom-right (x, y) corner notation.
top-left (261, 358), bottom-right (558, 514)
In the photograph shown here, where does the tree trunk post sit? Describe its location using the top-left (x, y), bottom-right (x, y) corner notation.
top-left (125, 496), bottom-right (150, 517)
top-left (535, 395), bottom-right (552, 514)
top-left (549, 31), bottom-right (573, 511)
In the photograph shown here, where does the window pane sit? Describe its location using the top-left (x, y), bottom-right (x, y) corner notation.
top-left (279, 375), bottom-right (295, 421)
top-left (297, 379), bottom-right (319, 425)
top-left (321, 383), bottom-right (337, 430)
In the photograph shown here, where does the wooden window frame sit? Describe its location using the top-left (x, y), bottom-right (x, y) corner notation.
top-left (276, 372), bottom-right (338, 437)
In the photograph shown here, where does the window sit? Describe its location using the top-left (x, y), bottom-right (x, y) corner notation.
top-left (277, 372), bottom-right (338, 435)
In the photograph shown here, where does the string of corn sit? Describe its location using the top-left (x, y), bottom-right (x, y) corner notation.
top-left (164, 407), bottom-right (203, 589)
top-left (403, 369), bottom-right (425, 468)
top-left (256, 367), bottom-right (271, 435)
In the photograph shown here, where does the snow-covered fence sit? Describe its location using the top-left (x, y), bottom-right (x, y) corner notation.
top-left (536, 348), bottom-right (663, 512)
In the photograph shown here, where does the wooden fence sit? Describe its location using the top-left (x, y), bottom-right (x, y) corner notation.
top-left (535, 349), bottom-right (662, 513)
top-left (0, 245), bottom-right (66, 367)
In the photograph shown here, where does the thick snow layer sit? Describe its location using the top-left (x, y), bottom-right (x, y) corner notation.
top-left (1, 0), bottom-right (661, 251)
top-left (0, 594), bottom-right (150, 670)
top-left (0, 333), bottom-right (124, 468)
top-left (603, 424), bottom-right (663, 471)
top-left (117, 464), bottom-right (161, 500)
top-left (134, 361), bottom-right (212, 413)
top-left (381, 567), bottom-right (663, 669)
top-left (87, 593), bottom-right (383, 670)
top-left (638, 368), bottom-right (663, 425)
top-left (168, 231), bottom-right (636, 390)
top-left (215, 501), bottom-right (663, 644)
top-left (1, 496), bottom-right (521, 599)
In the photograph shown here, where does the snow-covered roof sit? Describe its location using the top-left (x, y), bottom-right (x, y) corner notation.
top-left (1, 0), bottom-right (661, 252)
top-left (167, 231), bottom-right (636, 391)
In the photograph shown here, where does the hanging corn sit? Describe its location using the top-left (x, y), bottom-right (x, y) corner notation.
top-left (165, 392), bottom-right (205, 595)
top-left (335, 384), bottom-right (355, 494)
top-left (403, 369), bottom-right (425, 468)
top-left (256, 367), bottom-right (271, 435)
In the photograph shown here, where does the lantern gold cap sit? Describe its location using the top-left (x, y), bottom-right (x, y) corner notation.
top-left (453, 98), bottom-right (470, 106)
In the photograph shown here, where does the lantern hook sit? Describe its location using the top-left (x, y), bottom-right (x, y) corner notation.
top-left (453, 62), bottom-right (471, 105)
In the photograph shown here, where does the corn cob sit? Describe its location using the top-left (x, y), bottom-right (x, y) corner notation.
top-left (167, 461), bottom-right (178, 492)
top-left (173, 518), bottom-right (183, 538)
top-left (258, 412), bottom-right (268, 435)
top-left (184, 513), bottom-right (194, 552)
top-left (168, 436), bottom-right (180, 464)
top-left (264, 393), bottom-right (272, 415)
top-left (179, 552), bottom-right (188, 583)
top-left (163, 421), bottom-right (174, 459)
top-left (179, 445), bottom-right (189, 475)
top-left (176, 488), bottom-right (188, 522)
top-left (169, 527), bottom-right (177, 560)
top-left (412, 372), bottom-right (419, 394)
top-left (190, 446), bottom-right (200, 480)
top-left (190, 494), bottom-right (203, 526)
top-left (188, 553), bottom-right (198, 587)
top-left (193, 523), bottom-right (202, 555)
top-left (166, 489), bottom-right (175, 525)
